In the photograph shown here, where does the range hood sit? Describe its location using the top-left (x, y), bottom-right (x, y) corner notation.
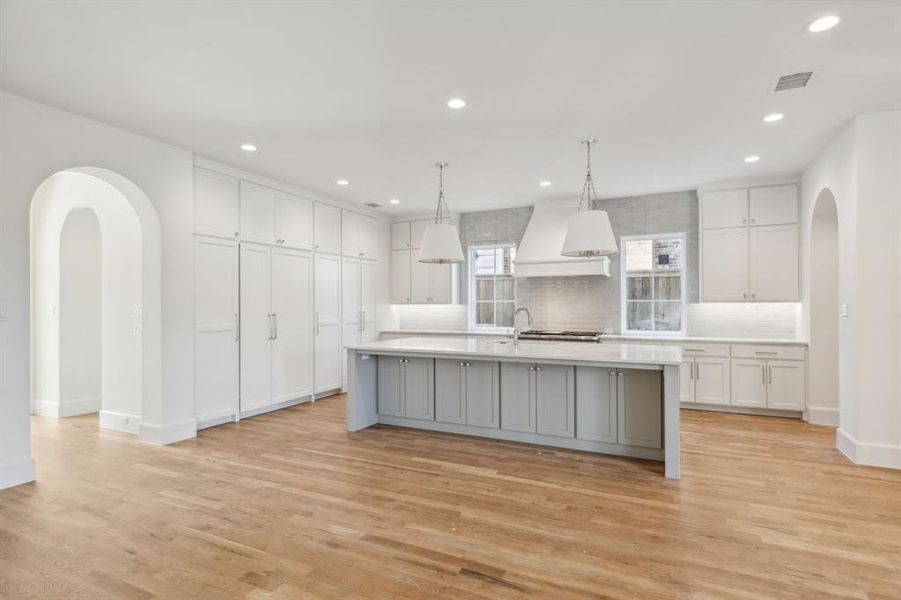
top-left (513, 199), bottom-right (611, 278)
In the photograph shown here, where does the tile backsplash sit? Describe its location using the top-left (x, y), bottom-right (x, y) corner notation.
top-left (686, 303), bottom-right (799, 339)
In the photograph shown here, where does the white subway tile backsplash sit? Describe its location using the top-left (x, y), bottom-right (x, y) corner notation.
top-left (686, 303), bottom-right (800, 339)
top-left (396, 304), bottom-right (468, 331)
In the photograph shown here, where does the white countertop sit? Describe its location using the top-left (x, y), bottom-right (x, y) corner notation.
top-left (347, 336), bottom-right (682, 366)
top-left (379, 329), bottom-right (807, 346)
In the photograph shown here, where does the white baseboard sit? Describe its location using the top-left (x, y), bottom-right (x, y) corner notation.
top-left (33, 398), bottom-right (61, 418)
top-left (34, 396), bottom-right (102, 418)
top-left (139, 418), bottom-right (197, 445)
top-left (805, 405), bottom-right (839, 426)
top-left (0, 456), bottom-right (36, 490)
top-left (836, 428), bottom-right (901, 469)
top-left (99, 410), bottom-right (141, 433)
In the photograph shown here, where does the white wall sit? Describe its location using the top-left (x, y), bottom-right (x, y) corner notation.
top-left (59, 209), bottom-right (101, 415)
top-left (801, 110), bottom-right (901, 468)
top-left (808, 193), bottom-right (839, 425)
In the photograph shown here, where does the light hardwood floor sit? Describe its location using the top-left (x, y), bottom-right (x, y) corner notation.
top-left (1, 396), bottom-right (899, 599)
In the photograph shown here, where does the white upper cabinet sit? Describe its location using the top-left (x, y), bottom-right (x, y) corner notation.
top-left (276, 194), bottom-right (313, 249)
top-left (700, 182), bottom-right (799, 302)
top-left (240, 181), bottom-right (278, 244)
top-left (391, 222), bottom-right (411, 250)
top-left (411, 220), bottom-right (430, 249)
top-left (701, 188), bottom-right (748, 229)
top-left (314, 203), bottom-right (341, 254)
top-left (749, 185), bottom-right (798, 226)
top-left (195, 169), bottom-right (239, 238)
top-left (342, 211), bottom-right (379, 259)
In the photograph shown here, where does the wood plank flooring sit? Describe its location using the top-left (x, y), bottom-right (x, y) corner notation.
top-left (1, 395), bottom-right (899, 599)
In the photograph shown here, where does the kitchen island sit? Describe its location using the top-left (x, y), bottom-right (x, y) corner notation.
top-left (346, 337), bottom-right (683, 478)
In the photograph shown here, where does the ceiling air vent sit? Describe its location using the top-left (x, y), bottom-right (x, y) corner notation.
top-left (774, 71), bottom-right (813, 91)
top-left (364, 202), bottom-right (382, 208)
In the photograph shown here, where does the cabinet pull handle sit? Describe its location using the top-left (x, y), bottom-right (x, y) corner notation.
top-left (609, 370), bottom-right (616, 376)
top-left (618, 371), bottom-right (623, 377)
top-left (768, 365), bottom-right (773, 384)
top-left (460, 362), bottom-right (465, 367)
top-left (762, 365), bottom-right (766, 384)
top-left (750, 293), bottom-right (756, 299)
top-left (234, 313), bottom-right (239, 342)
top-left (684, 348), bottom-right (704, 353)
top-left (267, 314), bottom-right (273, 340)
top-left (272, 313), bottom-right (278, 340)
top-left (694, 364), bottom-right (699, 380)
top-left (529, 366), bottom-right (535, 371)
top-left (465, 362), bottom-right (471, 367)
top-left (755, 351), bottom-right (777, 356)
top-left (314, 311), bottom-right (320, 334)
top-left (536, 366), bottom-right (541, 372)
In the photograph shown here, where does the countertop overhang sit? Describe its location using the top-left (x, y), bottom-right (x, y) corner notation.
top-left (345, 336), bottom-right (682, 367)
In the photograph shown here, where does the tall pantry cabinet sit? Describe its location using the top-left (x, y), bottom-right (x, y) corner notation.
top-left (193, 166), bottom-right (384, 428)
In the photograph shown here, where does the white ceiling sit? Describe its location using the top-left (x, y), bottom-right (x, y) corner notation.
top-left (2, 1), bottom-right (899, 214)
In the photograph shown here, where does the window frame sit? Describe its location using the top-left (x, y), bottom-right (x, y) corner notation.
top-left (619, 232), bottom-right (687, 337)
top-left (468, 242), bottom-right (517, 332)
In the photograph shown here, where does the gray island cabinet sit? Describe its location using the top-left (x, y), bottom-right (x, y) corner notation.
top-left (346, 337), bottom-right (682, 478)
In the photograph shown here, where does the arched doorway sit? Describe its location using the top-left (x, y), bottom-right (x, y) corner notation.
top-left (808, 188), bottom-right (839, 426)
top-left (30, 168), bottom-right (162, 434)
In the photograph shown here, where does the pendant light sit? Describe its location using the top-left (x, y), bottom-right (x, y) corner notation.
top-left (418, 162), bottom-right (464, 263)
top-left (561, 139), bottom-right (618, 257)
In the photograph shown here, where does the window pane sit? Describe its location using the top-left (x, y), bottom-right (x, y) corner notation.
top-left (625, 239), bottom-right (653, 272)
top-left (475, 277), bottom-right (494, 301)
top-left (497, 302), bottom-right (515, 328)
top-left (654, 238), bottom-right (682, 271)
top-left (499, 247), bottom-right (516, 276)
top-left (626, 302), bottom-right (653, 331)
top-left (475, 302), bottom-right (494, 325)
top-left (627, 276), bottom-right (652, 300)
top-left (473, 249), bottom-right (497, 276)
top-left (496, 277), bottom-right (515, 301)
top-left (655, 301), bottom-right (682, 331)
top-left (654, 275), bottom-right (681, 300)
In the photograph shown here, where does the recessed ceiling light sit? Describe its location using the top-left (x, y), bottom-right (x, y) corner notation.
top-left (763, 113), bottom-right (784, 123)
top-left (744, 155), bottom-right (761, 163)
top-left (389, 198), bottom-right (401, 204)
top-left (447, 98), bottom-right (466, 109)
top-left (241, 143), bottom-right (257, 152)
top-left (539, 180), bottom-right (552, 187)
top-left (336, 179), bottom-right (349, 186)
top-left (807, 15), bottom-right (840, 33)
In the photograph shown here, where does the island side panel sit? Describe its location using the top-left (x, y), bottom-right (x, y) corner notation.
top-left (663, 363), bottom-right (681, 479)
top-left (347, 350), bottom-right (378, 431)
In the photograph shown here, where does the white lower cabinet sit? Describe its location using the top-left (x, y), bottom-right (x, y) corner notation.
top-left (435, 359), bottom-right (499, 428)
top-left (194, 236), bottom-right (239, 426)
top-left (378, 356), bottom-right (434, 420)
top-left (616, 369), bottom-right (663, 449)
top-left (575, 367), bottom-right (617, 443)
top-left (730, 357), bottom-right (805, 410)
top-left (693, 357), bottom-right (730, 405)
top-left (499, 363), bottom-right (574, 437)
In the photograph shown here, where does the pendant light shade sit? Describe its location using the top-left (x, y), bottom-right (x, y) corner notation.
top-left (418, 162), bottom-right (464, 264)
top-left (561, 138), bottom-right (619, 258)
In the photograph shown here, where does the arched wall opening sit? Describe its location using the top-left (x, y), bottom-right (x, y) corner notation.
top-left (30, 168), bottom-right (162, 434)
top-left (808, 188), bottom-right (840, 426)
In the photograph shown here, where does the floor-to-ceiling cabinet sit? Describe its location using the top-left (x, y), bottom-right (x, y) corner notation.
top-left (341, 257), bottom-right (378, 387)
top-left (314, 253), bottom-right (342, 395)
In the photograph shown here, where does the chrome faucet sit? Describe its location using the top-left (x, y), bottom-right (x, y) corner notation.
top-left (513, 306), bottom-right (532, 345)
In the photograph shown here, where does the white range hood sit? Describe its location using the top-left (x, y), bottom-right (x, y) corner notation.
top-left (513, 199), bottom-right (611, 278)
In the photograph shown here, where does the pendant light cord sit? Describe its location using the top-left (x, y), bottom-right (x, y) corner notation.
top-left (434, 162), bottom-right (450, 224)
top-left (578, 139), bottom-right (599, 212)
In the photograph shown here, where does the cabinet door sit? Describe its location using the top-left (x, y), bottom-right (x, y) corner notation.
top-left (271, 248), bottom-right (313, 403)
top-left (411, 256), bottom-right (431, 303)
top-left (342, 258), bottom-right (361, 333)
top-left (194, 169), bottom-right (239, 238)
top-left (766, 360), bottom-right (805, 410)
top-left (314, 203), bottom-right (341, 254)
top-left (500, 363), bottom-right (536, 433)
top-left (277, 194), bottom-right (313, 250)
top-left (391, 222), bottom-right (411, 250)
top-left (536, 364), bottom-right (575, 438)
top-left (749, 224), bottom-right (798, 302)
top-left (361, 260), bottom-right (378, 342)
top-left (575, 367), bottom-right (617, 443)
top-left (730, 359), bottom-right (767, 407)
top-left (240, 243), bottom-right (272, 411)
top-left (403, 357), bottom-right (434, 420)
top-left (617, 369), bottom-right (662, 449)
top-left (750, 185), bottom-right (798, 226)
top-left (240, 181), bottom-right (278, 244)
top-left (314, 254), bottom-right (342, 392)
top-left (411, 220), bottom-right (430, 249)
top-left (341, 211), bottom-right (360, 257)
top-left (694, 357), bottom-right (730, 405)
top-left (702, 227), bottom-right (749, 301)
top-left (358, 215), bottom-right (379, 260)
top-left (701, 188), bottom-right (748, 229)
top-left (465, 360), bottom-right (499, 428)
top-left (435, 359), bottom-right (465, 424)
top-left (378, 357), bottom-right (404, 416)
top-left (679, 359), bottom-right (695, 403)
top-left (391, 250), bottom-right (411, 304)
top-left (194, 237), bottom-right (238, 423)
top-left (429, 263), bottom-right (453, 304)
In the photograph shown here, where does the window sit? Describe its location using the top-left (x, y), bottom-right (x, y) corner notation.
top-left (621, 234), bottom-right (686, 335)
top-left (469, 244), bottom-right (516, 329)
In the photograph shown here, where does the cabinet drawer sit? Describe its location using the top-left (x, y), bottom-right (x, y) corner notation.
top-left (730, 344), bottom-right (805, 361)
top-left (679, 343), bottom-right (730, 358)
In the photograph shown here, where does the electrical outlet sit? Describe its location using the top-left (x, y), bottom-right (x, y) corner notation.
top-left (841, 303), bottom-right (849, 318)
top-left (133, 324), bottom-right (143, 336)
top-left (133, 305), bottom-right (142, 318)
